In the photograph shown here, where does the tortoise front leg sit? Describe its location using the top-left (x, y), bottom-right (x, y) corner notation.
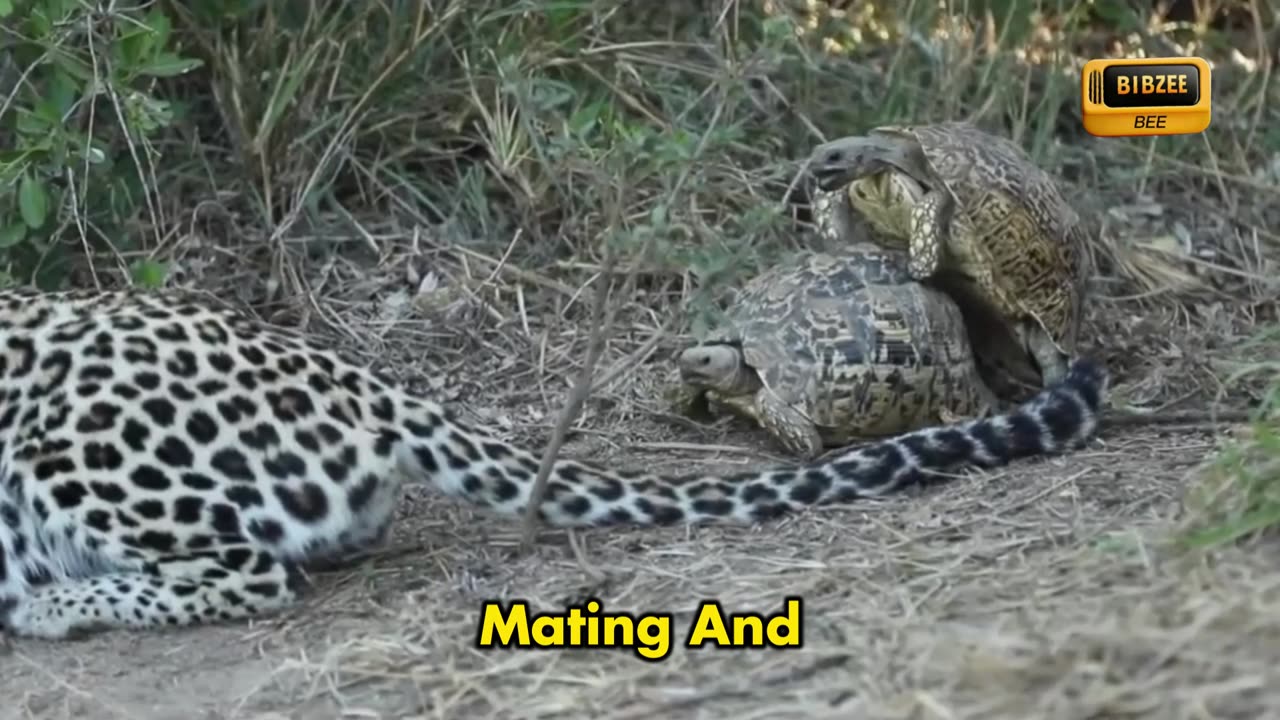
top-left (907, 191), bottom-right (948, 279)
top-left (812, 189), bottom-right (848, 244)
top-left (754, 390), bottom-right (824, 460)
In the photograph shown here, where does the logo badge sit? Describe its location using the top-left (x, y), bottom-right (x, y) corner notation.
top-left (1081, 57), bottom-right (1211, 137)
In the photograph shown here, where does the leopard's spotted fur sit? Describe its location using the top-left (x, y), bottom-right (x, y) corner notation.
top-left (0, 288), bottom-right (1107, 640)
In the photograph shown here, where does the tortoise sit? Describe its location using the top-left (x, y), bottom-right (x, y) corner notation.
top-left (670, 244), bottom-right (1001, 460)
top-left (808, 179), bottom-right (1047, 400)
top-left (804, 121), bottom-right (1089, 391)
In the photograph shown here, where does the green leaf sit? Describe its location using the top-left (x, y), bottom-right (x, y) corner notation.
top-left (568, 100), bottom-right (607, 138)
top-left (53, 52), bottom-right (93, 83)
top-left (130, 260), bottom-right (167, 289)
top-left (119, 27), bottom-right (152, 67)
top-left (0, 224), bottom-right (26, 248)
top-left (29, 6), bottom-right (50, 35)
top-left (0, 0), bottom-right (13, 18)
top-left (18, 174), bottom-right (49, 229)
top-left (136, 53), bottom-right (203, 78)
top-left (145, 8), bottom-right (172, 49)
top-left (35, 68), bottom-right (77, 124)
top-left (15, 107), bottom-right (52, 136)
top-left (120, 9), bottom-right (172, 66)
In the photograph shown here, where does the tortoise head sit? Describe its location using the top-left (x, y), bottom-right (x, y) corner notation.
top-left (807, 130), bottom-right (933, 193)
top-left (677, 343), bottom-right (759, 395)
top-left (807, 136), bottom-right (903, 192)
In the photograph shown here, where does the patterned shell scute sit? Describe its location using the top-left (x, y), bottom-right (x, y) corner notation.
top-left (717, 249), bottom-right (914, 377)
top-left (704, 248), bottom-right (987, 436)
top-left (903, 122), bottom-right (1087, 344)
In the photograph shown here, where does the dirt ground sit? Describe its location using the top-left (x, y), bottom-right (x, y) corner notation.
top-left (4, 64), bottom-right (1278, 717)
top-left (6, 0), bottom-right (1280, 714)
top-left (2, 358), bottom-right (1276, 720)
top-left (2, 212), bottom-right (1276, 719)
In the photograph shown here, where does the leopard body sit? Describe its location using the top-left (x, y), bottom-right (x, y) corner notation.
top-left (0, 288), bottom-right (1107, 640)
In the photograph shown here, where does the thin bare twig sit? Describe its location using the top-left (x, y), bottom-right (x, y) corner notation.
top-left (518, 178), bottom-right (624, 550)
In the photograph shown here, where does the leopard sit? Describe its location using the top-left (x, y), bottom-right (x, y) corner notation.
top-left (0, 287), bottom-right (1108, 640)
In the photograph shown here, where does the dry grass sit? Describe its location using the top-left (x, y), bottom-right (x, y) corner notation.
top-left (6, 422), bottom-right (1278, 719)
top-left (4, 0), bottom-right (1280, 718)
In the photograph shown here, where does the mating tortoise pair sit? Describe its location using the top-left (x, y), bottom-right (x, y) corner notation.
top-left (670, 121), bottom-right (1089, 458)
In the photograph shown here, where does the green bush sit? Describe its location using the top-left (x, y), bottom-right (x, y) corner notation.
top-left (2, 0), bottom-right (1111, 295)
top-left (1, 0), bottom-right (202, 288)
